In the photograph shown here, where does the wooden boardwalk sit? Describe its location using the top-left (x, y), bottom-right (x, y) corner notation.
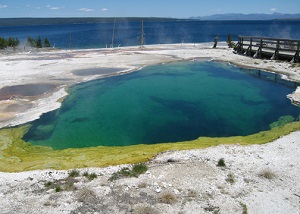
top-left (235, 36), bottom-right (300, 63)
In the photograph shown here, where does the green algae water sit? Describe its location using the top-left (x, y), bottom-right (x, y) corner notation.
top-left (23, 61), bottom-right (300, 149)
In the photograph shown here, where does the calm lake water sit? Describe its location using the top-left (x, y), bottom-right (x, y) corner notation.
top-left (23, 61), bottom-right (300, 149)
top-left (1, 20), bottom-right (300, 49)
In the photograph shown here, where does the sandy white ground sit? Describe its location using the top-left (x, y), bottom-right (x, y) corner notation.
top-left (0, 43), bottom-right (300, 213)
top-left (0, 131), bottom-right (299, 214)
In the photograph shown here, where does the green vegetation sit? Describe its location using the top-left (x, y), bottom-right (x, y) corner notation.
top-left (44, 176), bottom-right (77, 192)
top-left (227, 34), bottom-right (235, 48)
top-left (0, 36), bottom-right (19, 49)
top-left (68, 169), bottom-right (80, 177)
top-left (44, 181), bottom-right (53, 187)
top-left (36, 36), bottom-right (42, 48)
top-left (0, 120), bottom-right (299, 172)
top-left (26, 36), bottom-right (36, 47)
top-left (26, 36), bottom-right (51, 48)
top-left (225, 173), bottom-right (235, 184)
top-left (44, 38), bottom-right (51, 47)
top-left (83, 172), bottom-right (98, 181)
top-left (240, 202), bottom-right (248, 214)
top-left (109, 163), bottom-right (148, 181)
top-left (55, 186), bottom-right (62, 192)
top-left (217, 158), bottom-right (226, 167)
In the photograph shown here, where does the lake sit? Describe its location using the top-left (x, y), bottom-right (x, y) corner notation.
top-left (1, 19), bottom-right (300, 49)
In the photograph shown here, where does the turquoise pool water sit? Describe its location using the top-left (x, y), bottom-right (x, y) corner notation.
top-left (23, 61), bottom-right (300, 149)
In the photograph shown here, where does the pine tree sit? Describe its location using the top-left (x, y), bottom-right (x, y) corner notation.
top-left (36, 36), bottom-right (42, 48)
top-left (7, 37), bottom-right (14, 47)
top-left (44, 38), bottom-right (50, 47)
top-left (27, 36), bottom-right (36, 47)
top-left (227, 34), bottom-right (235, 48)
top-left (14, 37), bottom-right (20, 46)
top-left (0, 37), bottom-right (7, 49)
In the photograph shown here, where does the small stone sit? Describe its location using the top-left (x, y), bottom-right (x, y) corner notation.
top-left (174, 189), bottom-right (180, 195)
top-left (155, 187), bottom-right (161, 193)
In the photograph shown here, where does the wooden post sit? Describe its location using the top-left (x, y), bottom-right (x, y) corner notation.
top-left (294, 41), bottom-right (300, 63)
top-left (272, 40), bottom-right (279, 60)
top-left (258, 38), bottom-right (263, 58)
top-left (249, 38), bottom-right (252, 56)
top-left (69, 34), bottom-right (72, 49)
top-left (140, 19), bottom-right (145, 48)
top-left (241, 37), bottom-right (244, 54)
top-left (275, 40), bottom-right (279, 59)
top-left (111, 18), bottom-right (116, 48)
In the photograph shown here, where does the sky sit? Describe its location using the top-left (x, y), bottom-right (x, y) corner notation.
top-left (0, 0), bottom-right (299, 18)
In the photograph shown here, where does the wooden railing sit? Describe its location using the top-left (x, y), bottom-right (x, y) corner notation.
top-left (235, 36), bottom-right (300, 63)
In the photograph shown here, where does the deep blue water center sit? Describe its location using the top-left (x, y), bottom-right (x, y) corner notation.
top-left (23, 61), bottom-right (300, 149)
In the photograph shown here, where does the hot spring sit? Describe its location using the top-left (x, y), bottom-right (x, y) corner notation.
top-left (23, 61), bottom-right (300, 149)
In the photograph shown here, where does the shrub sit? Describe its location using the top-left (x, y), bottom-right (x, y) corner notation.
top-left (227, 34), bottom-right (235, 48)
top-left (68, 169), bottom-right (80, 177)
top-left (44, 181), bottom-right (53, 187)
top-left (133, 204), bottom-right (158, 214)
top-left (55, 186), bottom-right (62, 192)
top-left (217, 158), bottom-right (226, 167)
top-left (138, 182), bottom-right (148, 188)
top-left (240, 202), bottom-right (248, 214)
top-left (187, 189), bottom-right (198, 198)
top-left (109, 163), bottom-right (148, 181)
top-left (83, 172), bottom-right (98, 181)
top-left (258, 169), bottom-right (276, 179)
top-left (77, 188), bottom-right (97, 204)
top-left (132, 163), bottom-right (148, 176)
top-left (159, 191), bottom-right (177, 204)
top-left (226, 173), bottom-right (235, 184)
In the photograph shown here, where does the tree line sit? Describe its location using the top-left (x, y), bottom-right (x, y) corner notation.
top-left (0, 37), bottom-right (20, 49)
top-left (0, 36), bottom-right (51, 49)
top-left (27, 36), bottom-right (51, 48)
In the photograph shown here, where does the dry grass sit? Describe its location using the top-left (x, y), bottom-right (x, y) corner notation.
top-left (138, 182), bottom-right (147, 188)
top-left (187, 189), bottom-right (198, 198)
top-left (77, 188), bottom-right (97, 204)
top-left (159, 191), bottom-right (177, 204)
top-left (240, 202), bottom-right (248, 214)
top-left (226, 173), bottom-right (235, 184)
top-left (133, 204), bottom-right (158, 214)
top-left (258, 169), bottom-right (277, 179)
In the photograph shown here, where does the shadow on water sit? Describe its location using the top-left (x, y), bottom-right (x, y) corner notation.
top-left (23, 110), bottom-right (58, 141)
top-left (144, 96), bottom-right (250, 144)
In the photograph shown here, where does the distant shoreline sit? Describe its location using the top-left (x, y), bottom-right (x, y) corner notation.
top-left (1, 17), bottom-right (299, 27)
top-left (0, 17), bottom-right (186, 27)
